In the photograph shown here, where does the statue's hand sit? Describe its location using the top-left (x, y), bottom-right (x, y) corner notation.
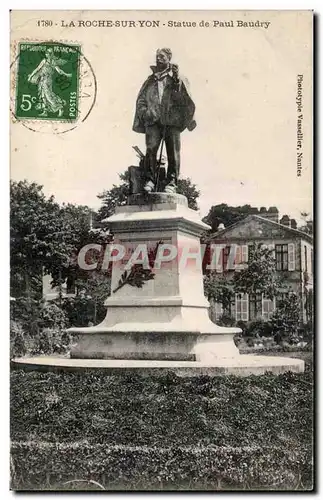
top-left (187, 119), bottom-right (197, 132)
top-left (172, 63), bottom-right (179, 76)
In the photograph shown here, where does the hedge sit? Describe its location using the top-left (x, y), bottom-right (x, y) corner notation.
top-left (10, 369), bottom-right (314, 491)
top-left (11, 441), bottom-right (313, 491)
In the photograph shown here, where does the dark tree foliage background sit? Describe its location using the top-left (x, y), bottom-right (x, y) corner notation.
top-left (203, 204), bottom-right (279, 231)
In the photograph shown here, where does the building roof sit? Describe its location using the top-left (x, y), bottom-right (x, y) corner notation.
top-left (208, 214), bottom-right (313, 243)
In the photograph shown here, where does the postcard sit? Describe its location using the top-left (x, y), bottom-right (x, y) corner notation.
top-left (10, 10), bottom-right (313, 491)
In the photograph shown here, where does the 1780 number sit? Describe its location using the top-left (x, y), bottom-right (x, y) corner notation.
top-left (37, 20), bottom-right (53, 27)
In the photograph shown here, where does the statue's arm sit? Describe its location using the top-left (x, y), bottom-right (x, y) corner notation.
top-left (136, 78), bottom-right (150, 118)
top-left (27, 59), bottom-right (45, 80)
top-left (55, 66), bottom-right (72, 77)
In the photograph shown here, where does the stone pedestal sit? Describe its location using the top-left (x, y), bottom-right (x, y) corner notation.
top-left (69, 193), bottom-right (241, 362)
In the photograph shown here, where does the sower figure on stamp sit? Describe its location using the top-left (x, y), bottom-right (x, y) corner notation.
top-left (133, 48), bottom-right (196, 194)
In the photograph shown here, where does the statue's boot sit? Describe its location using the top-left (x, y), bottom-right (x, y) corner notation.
top-left (164, 181), bottom-right (177, 194)
top-left (143, 180), bottom-right (155, 193)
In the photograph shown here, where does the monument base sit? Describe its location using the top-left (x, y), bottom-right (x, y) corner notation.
top-left (68, 192), bottom-right (242, 363)
top-left (11, 355), bottom-right (305, 376)
top-left (69, 330), bottom-right (239, 362)
top-left (60, 192), bottom-right (304, 376)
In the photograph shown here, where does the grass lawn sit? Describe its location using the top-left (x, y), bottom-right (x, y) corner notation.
top-left (10, 354), bottom-right (314, 491)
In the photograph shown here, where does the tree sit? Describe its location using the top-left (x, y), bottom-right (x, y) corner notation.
top-left (49, 203), bottom-right (108, 289)
top-left (177, 177), bottom-right (200, 210)
top-left (233, 242), bottom-right (282, 317)
top-left (74, 270), bottom-right (111, 324)
top-left (10, 180), bottom-right (110, 300)
top-left (202, 204), bottom-right (279, 232)
top-left (11, 180), bottom-right (63, 298)
top-left (97, 170), bottom-right (200, 221)
top-left (97, 171), bottom-right (130, 221)
top-left (270, 292), bottom-right (301, 341)
top-left (203, 273), bottom-right (234, 314)
top-left (299, 211), bottom-right (313, 235)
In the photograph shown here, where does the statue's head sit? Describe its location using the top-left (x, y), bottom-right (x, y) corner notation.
top-left (45, 48), bottom-right (54, 61)
top-left (156, 48), bottom-right (172, 70)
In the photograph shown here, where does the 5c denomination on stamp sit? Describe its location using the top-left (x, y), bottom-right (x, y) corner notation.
top-left (16, 42), bottom-right (80, 121)
top-left (11, 41), bottom-right (97, 134)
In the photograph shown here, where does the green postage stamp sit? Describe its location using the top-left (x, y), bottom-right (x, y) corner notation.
top-left (15, 42), bottom-right (80, 121)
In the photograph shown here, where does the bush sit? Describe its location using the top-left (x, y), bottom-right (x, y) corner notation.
top-left (60, 296), bottom-right (106, 327)
top-left (244, 320), bottom-right (273, 338)
top-left (11, 441), bottom-right (313, 491)
top-left (10, 297), bottom-right (41, 336)
top-left (10, 370), bottom-right (313, 490)
top-left (298, 323), bottom-right (313, 342)
top-left (10, 320), bottom-right (27, 358)
top-left (29, 328), bottom-right (73, 356)
top-left (271, 293), bottom-right (300, 336)
top-left (236, 321), bottom-right (247, 332)
top-left (39, 302), bottom-right (67, 330)
top-left (216, 314), bottom-right (236, 327)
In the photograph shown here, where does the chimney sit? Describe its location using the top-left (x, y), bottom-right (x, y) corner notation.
top-left (290, 219), bottom-right (297, 229)
top-left (280, 214), bottom-right (291, 228)
top-left (259, 206), bottom-right (279, 223)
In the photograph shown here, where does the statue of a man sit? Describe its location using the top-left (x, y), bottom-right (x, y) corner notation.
top-left (133, 48), bottom-right (196, 194)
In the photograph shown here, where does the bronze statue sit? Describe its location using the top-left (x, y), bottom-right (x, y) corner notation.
top-left (133, 48), bottom-right (196, 194)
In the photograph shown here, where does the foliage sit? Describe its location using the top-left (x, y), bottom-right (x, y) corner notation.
top-left (97, 171), bottom-right (130, 221)
top-left (298, 212), bottom-right (313, 236)
top-left (244, 320), bottom-right (274, 338)
top-left (60, 295), bottom-right (107, 327)
top-left (177, 177), bottom-right (200, 210)
top-left (10, 180), bottom-right (61, 298)
top-left (203, 273), bottom-right (233, 312)
top-left (11, 370), bottom-right (313, 490)
top-left (49, 203), bottom-right (99, 289)
top-left (271, 293), bottom-right (301, 338)
top-left (97, 170), bottom-right (200, 221)
top-left (10, 297), bottom-right (42, 336)
top-left (236, 320), bottom-right (247, 332)
top-left (28, 328), bottom-right (73, 356)
top-left (202, 204), bottom-right (279, 232)
top-left (11, 297), bottom-right (69, 335)
top-left (73, 270), bottom-right (111, 324)
top-left (216, 314), bottom-right (236, 327)
top-left (11, 440), bottom-right (312, 491)
top-left (10, 180), bottom-right (102, 299)
top-left (233, 243), bottom-right (281, 304)
top-left (38, 301), bottom-right (68, 330)
top-left (10, 320), bottom-right (27, 358)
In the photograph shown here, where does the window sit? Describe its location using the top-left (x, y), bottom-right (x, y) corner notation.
top-left (235, 293), bottom-right (249, 321)
top-left (233, 245), bottom-right (248, 270)
top-left (262, 296), bottom-right (275, 321)
top-left (288, 243), bottom-right (296, 271)
top-left (305, 290), bottom-right (313, 323)
top-left (249, 293), bottom-right (262, 320)
top-left (275, 244), bottom-right (288, 271)
top-left (304, 245), bottom-right (308, 272)
top-left (222, 245), bottom-right (231, 271)
top-left (214, 302), bottom-right (223, 320)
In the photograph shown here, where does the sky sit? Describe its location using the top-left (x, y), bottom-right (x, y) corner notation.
top-left (10, 10), bottom-right (313, 224)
